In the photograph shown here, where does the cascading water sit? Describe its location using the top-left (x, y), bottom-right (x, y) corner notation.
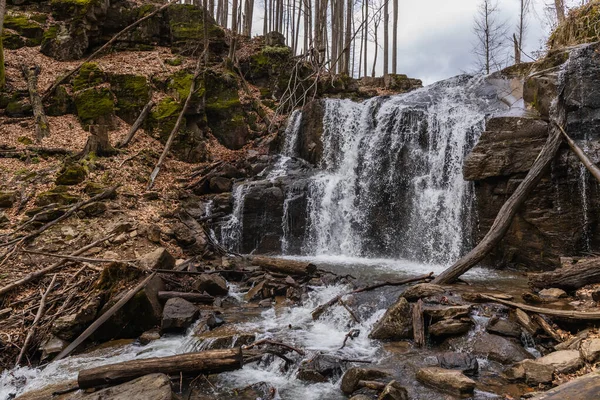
top-left (223, 75), bottom-right (506, 265)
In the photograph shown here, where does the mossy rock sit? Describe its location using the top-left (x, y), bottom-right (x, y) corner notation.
top-left (55, 163), bottom-right (87, 186)
top-left (0, 191), bottom-right (17, 209)
top-left (79, 201), bottom-right (107, 217)
top-left (41, 22), bottom-right (90, 61)
top-left (74, 87), bottom-right (114, 128)
top-left (72, 63), bottom-right (104, 91)
top-left (5, 100), bottom-right (32, 117)
top-left (46, 85), bottom-right (75, 116)
top-left (4, 13), bottom-right (44, 42)
top-left (17, 136), bottom-right (33, 145)
top-left (50, 0), bottom-right (105, 21)
top-left (83, 181), bottom-right (107, 196)
top-left (167, 4), bottom-right (225, 54)
top-left (166, 70), bottom-right (204, 112)
top-left (108, 74), bottom-right (151, 124)
top-left (35, 186), bottom-right (81, 206)
top-left (165, 57), bottom-right (183, 66)
top-left (2, 31), bottom-right (27, 50)
top-left (24, 207), bottom-right (66, 222)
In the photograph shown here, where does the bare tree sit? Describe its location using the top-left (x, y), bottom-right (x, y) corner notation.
top-left (0, 0), bottom-right (5, 89)
top-left (473, 0), bottom-right (508, 74)
top-left (383, 0), bottom-right (389, 79)
top-left (392, 0), bottom-right (398, 74)
top-left (555, 0), bottom-right (565, 22)
top-left (514, 0), bottom-right (530, 64)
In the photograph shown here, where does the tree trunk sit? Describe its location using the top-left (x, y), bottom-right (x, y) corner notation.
top-left (513, 33), bottom-right (520, 65)
top-left (413, 299), bottom-right (425, 347)
top-left (363, 0), bottom-right (367, 77)
top-left (529, 257), bottom-right (600, 291)
top-left (78, 349), bottom-right (243, 389)
top-left (383, 0), bottom-right (389, 81)
top-left (555, 0), bottom-right (565, 23)
top-left (248, 255), bottom-right (317, 276)
top-left (343, 0), bottom-right (352, 74)
top-left (22, 66), bottom-right (50, 142)
top-left (0, 0), bottom-right (5, 89)
top-left (116, 100), bottom-right (154, 148)
top-left (432, 125), bottom-right (564, 285)
top-left (80, 125), bottom-right (116, 158)
top-left (392, 0), bottom-right (398, 74)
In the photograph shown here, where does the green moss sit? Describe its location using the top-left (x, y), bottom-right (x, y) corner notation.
top-left (262, 46), bottom-right (292, 57)
top-left (148, 97), bottom-right (182, 141)
top-left (31, 14), bottom-right (49, 24)
top-left (17, 136), bottom-right (33, 145)
top-left (2, 31), bottom-right (26, 50)
top-left (43, 25), bottom-right (59, 42)
top-left (168, 5), bottom-right (224, 51)
top-left (548, 2), bottom-right (600, 49)
top-left (6, 100), bottom-right (32, 117)
top-left (35, 186), bottom-right (81, 206)
top-left (167, 70), bottom-right (194, 100)
top-left (108, 74), bottom-right (151, 123)
top-left (51, 0), bottom-right (100, 20)
top-left (165, 57), bottom-right (183, 66)
top-left (55, 162), bottom-right (87, 185)
top-left (73, 63), bottom-right (104, 91)
top-left (74, 87), bottom-right (114, 123)
top-left (4, 14), bottom-right (44, 40)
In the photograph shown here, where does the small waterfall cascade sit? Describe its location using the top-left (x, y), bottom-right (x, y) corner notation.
top-left (221, 75), bottom-right (507, 264)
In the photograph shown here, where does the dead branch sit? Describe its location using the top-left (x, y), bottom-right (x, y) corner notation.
top-left (15, 274), bottom-right (57, 366)
top-left (481, 294), bottom-right (600, 320)
top-left (54, 272), bottom-right (157, 361)
top-left (340, 329), bottom-right (360, 349)
top-left (42, 0), bottom-right (179, 101)
top-left (116, 100), bottom-right (155, 148)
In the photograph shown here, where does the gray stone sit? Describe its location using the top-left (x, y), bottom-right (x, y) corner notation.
top-left (487, 317), bottom-right (522, 338)
top-left (193, 274), bottom-right (229, 296)
top-left (161, 297), bottom-right (199, 333)
top-left (539, 288), bottom-right (568, 299)
top-left (581, 338), bottom-right (600, 363)
top-left (472, 332), bottom-right (534, 364)
top-left (139, 328), bottom-right (161, 345)
top-left (209, 176), bottom-right (233, 193)
top-left (39, 335), bottom-right (68, 360)
top-left (537, 350), bottom-right (583, 374)
top-left (428, 319), bottom-right (472, 337)
top-left (369, 297), bottom-right (412, 340)
top-left (139, 223), bottom-right (162, 243)
top-left (138, 248), bottom-right (176, 270)
top-left (510, 359), bottom-right (555, 385)
top-left (424, 305), bottom-right (471, 320)
top-left (416, 367), bottom-right (476, 396)
top-left (437, 352), bottom-right (479, 375)
top-left (78, 373), bottom-right (172, 400)
top-left (341, 368), bottom-right (390, 395)
top-left (297, 354), bottom-right (343, 383)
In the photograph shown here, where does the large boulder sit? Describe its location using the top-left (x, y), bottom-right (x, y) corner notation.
top-left (581, 338), bottom-right (600, 363)
top-left (416, 367), bottom-right (476, 396)
top-left (486, 317), bottom-right (522, 338)
top-left (428, 319), bottom-right (472, 338)
top-left (369, 297), bottom-right (413, 340)
top-left (472, 332), bottom-right (534, 364)
top-left (161, 297), bottom-right (199, 333)
top-left (507, 359), bottom-right (555, 385)
top-left (193, 274), bottom-right (229, 296)
top-left (138, 248), bottom-right (176, 270)
top-left (437, 352), bottom-right (479, 376)
top-left (537, 350), bottom-right (583, 374)
top-left (340, 368), bottom-right (390, 395)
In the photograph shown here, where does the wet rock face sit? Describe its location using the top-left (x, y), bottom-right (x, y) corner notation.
top-left (471, 332), bottom-right (534, 364)
top-left (369, 297), bottom-right (413, 340)
top-left (416, 367), bottom-right (476, 397)
top-left (161, 297), bottom-right (199, 333)
top-left (466, 44), bottom-right (600, 270)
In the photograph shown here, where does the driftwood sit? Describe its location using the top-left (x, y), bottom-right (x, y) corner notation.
top-left (529, 257), bottom-right (600, 291)
top-left (0, 233), bottom-right (116, 297)
top-left (532, 314), bottom-right (566, 343)
top-left (21, 65), bottom-right (50, 142)
top-left (157, 291), bottom-right (214, 304)
top-left (555, 122), bottom-right (600, 183)
top-left (340, 329), bottom-right (360, 349)
top-left (147, 49), bottom-right (205, 190)
top-left (412, 299), bottom-right (425, 348)
top-left (15, 274), bottom-right (57, 366)
top-left (248, 256), bottom-right (317, 276)
top-left (311, 273), bottom-right (433, 320)
top-left (1, 186), bottom-right (118, 248)
top-left (116, 100), bottom-right (155, 148)
top-left (42, 0), bottom-right (179, 100)
top-left (433, 126), bottom-right (563, 284)
top-left (481, 294), bottom-right (600, 320)
top-left (79, 125), bottom-right (117, 158)
top-left (54, 272), bottom-right (157, 361)
top-left (77, 348), bottom-right (242, 389)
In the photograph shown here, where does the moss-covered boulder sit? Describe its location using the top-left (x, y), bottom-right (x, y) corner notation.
top-left (35, 186), bottom-right (81, 207)
top-left (148, 97), bottom-right (182, 141)
top-left (55, 163), bottom-right (87, 186)
top-left (2, 31), bottom-right (27, 50)
top-left (203, 70), bottom-right (248, 150)
top-left (167, 4), bottom-right (226, 54)
top-left (41, 22), bottom-right (89, 61)
top-left (74, 87), bottom-right (115, 128)
top-left (73, 62), bottom-right (104, 91)
top-left (166, 69), bottom-right (203, 113)
top-left (50, 0), bottom-right (109, 21)
top-left (5, 99), bottom-right (32, 117)
top-left (46, 85), bottom-right (75, 116)
top-left (108, 73), bottom-right (151, 123)
top-left (3, 13), bottom-right (44, 45)
top-left (0, 191), bottom-right (17, 209)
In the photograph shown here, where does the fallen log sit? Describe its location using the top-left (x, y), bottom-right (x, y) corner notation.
top-left (529, 257), bottom-right (600, 291)
top-left (532, 314), bottom-right (567, 343)
top-left (54, 272), bottom-right (157, 361)
top-left (157, 291), bottom-right (214, 304)
top-left (481, 294), bottom-right (600, 320)
top-left (22, 65), bottom-right (50, 142)
top-left (413, 299), bottom-right (425, 348)
top-left (248, 256), bottom-right (317, 276)
top-left (433, 126), bottom-right (563, 284)
top-left (116, 100), bottom-right (155, 148)
top-left (77, 348), bottom-right (242, 389)
top-left (555, 122), bottom-right (600, 183)
top-left (311, 273), bottom-right (433, 320)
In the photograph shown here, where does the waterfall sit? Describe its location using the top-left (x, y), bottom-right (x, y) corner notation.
top-left (222, 75), bottom-right (506, 263)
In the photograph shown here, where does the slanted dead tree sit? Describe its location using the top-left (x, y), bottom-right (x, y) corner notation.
top-left (555, 122), bottom-right (600, 183)
top-left (116, 100), bottom-right (155, 148)
top-left (21, 66), bottom-right (50, 142)
top-left (432, 124), bottom-right (563, 285)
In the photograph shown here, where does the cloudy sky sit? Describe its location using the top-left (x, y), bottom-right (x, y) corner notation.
top-left (248, 0), bottom-right (587, 85)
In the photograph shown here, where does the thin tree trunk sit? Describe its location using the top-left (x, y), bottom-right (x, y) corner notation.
top-left (294, 0), bottom-right (302, 54)
top-left (0, 0), bottom-right (6, 89)
top-left (343, 0), bottom-right (351, 74)
top-left (392, 0), bottom-right (397, 74)
top-left (555, 0), bottom-right (565, 23)
top-left (116, 100), bottom-right (155, 148)
top-left (432, 126), bottom-right (564, 285)
top-left (263, 0), bottom-right (268, 35)
top-left (363, 0), bottom-right (367, 77)
top-left (22, 66), bottom-right (50, 142)
top-left (513, 33), bottom-right (520, 65)
top-left (371, 22), bottom-right (378, 78)
top-left (383, 0), bottom-right (389, 81)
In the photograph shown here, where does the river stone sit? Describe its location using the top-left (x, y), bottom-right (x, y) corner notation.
top-left (77, 373), bottom-right (172, 400)
top-left (428, 319), bottom-right (472, 337)
top-left (537, 350), bottom-right (583, 374)
top-left (519, 359), bottom-right (555, 385)
top-left (138, 247), bottom-right (176, 270)
top-left (539, 288), bottom-right (567, 300)
top-left (416, 367), bottom-right (476, 396)
top-left (437, 352), bottom-right (479, 375)
top-left (193, 274), bottom-right (229, 296)
top-left (487, 317), bottom-right (522, 338)
top-left (39, 335), bottom-right (68, 360)
top-left (472, 332), bottom-right (534, 364)
top-left (424, 305), bottom-right (471, 320)
top-left (139, 328), bottom-right (161, 345)
top-left (581, 338), bottom-right (600, 363)
top-left (402, 283), bottom-right (445, 301)
top-left (161, 297), bottom-right (199, 332)
top-left (515, 308), bottom-right (540, 334)
top-left (341, 368), bottom-right (390, 395)
top-left (529, 370), bottom-right (600, 399)
top-left (378, 380), bottom-right (408, 400)
top-left (297, 354), bottom-right (343, 383)
top-left (369, 297), bottom-right (412, 340)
